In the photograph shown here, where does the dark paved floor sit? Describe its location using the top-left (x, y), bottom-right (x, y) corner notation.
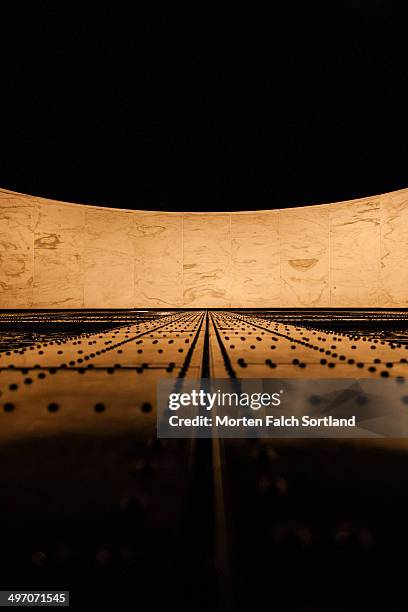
top-left (0, 309), bottom-right (408, 611)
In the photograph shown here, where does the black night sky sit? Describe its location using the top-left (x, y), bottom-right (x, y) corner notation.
top-left (0, 2), bottom-right (407, 212)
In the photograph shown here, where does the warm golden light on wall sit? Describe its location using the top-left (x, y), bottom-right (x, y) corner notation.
top-left (0, 187), bottom-right (407, 308)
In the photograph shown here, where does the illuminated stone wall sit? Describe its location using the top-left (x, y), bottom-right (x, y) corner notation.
top-left (0, 187), bottom-right (407, 308)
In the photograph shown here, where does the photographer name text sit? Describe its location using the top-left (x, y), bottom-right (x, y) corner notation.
top-left (167, 415), bottom-right (356, 428)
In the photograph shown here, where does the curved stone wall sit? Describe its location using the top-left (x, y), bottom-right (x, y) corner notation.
top-left (0, 186), bottom-right (407, 308)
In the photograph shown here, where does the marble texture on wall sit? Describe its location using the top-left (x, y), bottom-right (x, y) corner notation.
top-left (0, 191), bottom-right (37, 308)
top-left (280, 205), bottom-right (330, 307)
top-left (231, 212), bottom-right (280, 307)
top-left (83, 248), bottom-right (134, 308)
top-left (183, 213), bottom-right (231, 307)
top-left (83, 208), bottom-right (134, 308)
top-left (330, 197), bottom-right (381, 307)
top-left (1, 186), bottom-right (408, 308)
top-left (33, 201), bottom-right (84, 308)
top-left (380, 190), bottom-right (408, 306)
top-left (132, 213), bottom-right (182, 308)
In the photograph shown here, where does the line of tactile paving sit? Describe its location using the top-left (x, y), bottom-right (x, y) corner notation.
top-left (0, 312), bottom-right (207, 443)
top-left (0, 312), bottom-right (196, 369)
top-left (212, 312), bottom-right (408, 379)
top-left (88, 312), bottom-right (203, 371)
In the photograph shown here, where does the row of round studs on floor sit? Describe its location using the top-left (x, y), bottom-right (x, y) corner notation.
top-left (231, 315), bottom-right (408, 345)
top-left (221, 317), bottom-right (407, 377)
top-left (0, 329), bottom-right (198, 366)
top-left (0, 313), bottom-right (199, 358)
top-left (0, 362), bottom-right (179, 396)
top-left (0, 324), bottom-right (144, 354)
top-left (295, 325), bottom-right (408, 348)
top-left (230, 320), bottom-right (407, 349)
top-left (236, 356), bottom-right (398, 377)
top-left (2, 401), bottom-right (153, 413)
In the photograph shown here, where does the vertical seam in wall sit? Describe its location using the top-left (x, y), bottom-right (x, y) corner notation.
top-left (278, 209), bottom-right (281, 307)
top-left (378, 196), bottom-right (382, 307)
top-left (32, 202), bottom-right (37, 308)
top-left (133, 220), bottom-right (136, 308)
top-left (181, 214), bottom-right (184, 308)
top-left (229, 212), bottom-right (232, 308)
top-left (328, 208), bottom-right (331, 307)
top-left (82, 209), bottom-right (85, 308)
